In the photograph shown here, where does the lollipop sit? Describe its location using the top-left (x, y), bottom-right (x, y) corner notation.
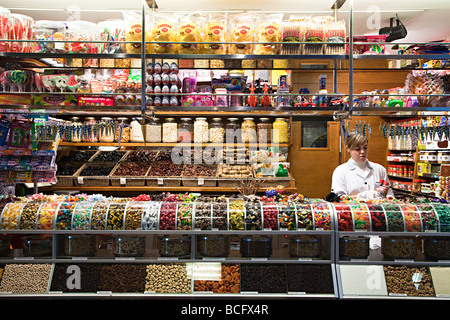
top-left (7, 70), bottom-right (28, 92)
top-left (66, 74), bottom-right (78, 92)
top-left (53, 74), bottom-right (68, 92)
top-left (42, 75), bottom-right (56, 92)
top-left (35, 73), bottom-right (44, 92)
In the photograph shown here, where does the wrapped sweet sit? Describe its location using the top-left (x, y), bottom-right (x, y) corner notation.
top-left (125, 22), bottom-right (152, 54)
top-left (254, 14), bottom-right (282, 55)
top-left (0, 6), bottom-right (11, 52)
top-left (151, 13), bottom-right (178, 54)
top-left (229, 13), bottom-right (255, 55)
top-left (177, 12), bottom-right (203, 54)
top-left (9, 14), bottom-right (33, 53)
top-left (202, 13), bottom-right (227, 54)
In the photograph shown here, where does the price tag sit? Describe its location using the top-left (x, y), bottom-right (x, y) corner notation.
top-left (198, 178), bottom-right (204, 186)
top-left (77, 177), bottom-right (84, 184)
top-left (158, 178), bottom-right (164, 185)
top-left (120, 178), bottom-right (126, 185)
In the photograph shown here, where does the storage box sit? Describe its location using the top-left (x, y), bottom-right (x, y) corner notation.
top-left (110, 162), bottom-right (150, 186)
top-left (74, 162), bottom-right (115, 186)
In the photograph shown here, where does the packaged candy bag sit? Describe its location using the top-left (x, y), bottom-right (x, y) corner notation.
top-left (324, 20), bottom-right (346, 55)
top-left (303, 20), bottom-right (325, 55)
top-left (98, 19), bottom-right (128, 53)
top-left (229, 13), bottom-right (255, 55)
top-left (151, 12), bottom-right (178, 54)
top-left (0, 118), bottom-right (11, 146)
top-left (203, 13), bottom-right (227, 54)
top-left (8, 120), bottom-right (31, 149)
top-left (9, 14), bottom-right (33, 53)
top-left (281, 20), bottom-right (302, 55)
top-left (0, 6), bottom-right (10, 52)
top-left (122, 11), bottom-right (152, 54)
top-left (254, 14), bottom-right (283, 55)
top-left (177, 12), bottom-right (203, 54)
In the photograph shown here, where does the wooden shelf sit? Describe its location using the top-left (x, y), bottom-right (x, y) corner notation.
top-left (58, 142), bottom-right (292, 147)
top-left (40, 185), bottom-right (297, 193)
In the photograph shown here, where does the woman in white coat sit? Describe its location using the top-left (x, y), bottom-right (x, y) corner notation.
top-left (331, 131), bottom-right (394, 200)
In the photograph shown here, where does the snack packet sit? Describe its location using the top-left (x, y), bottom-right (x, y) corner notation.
top-left (229, 13), bottom-right (255, 55)
top-left (254, 14), bottom-right (282, 55)
top-left (151, 12), bottom-right (178, 54)
top-left (203, 13), bottom-right (227, 54)
top-left (177, 12), bottom-right (203, 54)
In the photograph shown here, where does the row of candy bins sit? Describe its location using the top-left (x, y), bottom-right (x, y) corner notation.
top-left (333, 202), bottom-right (450, 232)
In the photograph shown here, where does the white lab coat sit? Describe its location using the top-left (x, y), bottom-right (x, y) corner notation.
top-left (331, 159), bottom-right (394, 200)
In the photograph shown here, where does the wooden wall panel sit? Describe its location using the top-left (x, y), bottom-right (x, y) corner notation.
top-left (289, 121), bottom-right (341, 199)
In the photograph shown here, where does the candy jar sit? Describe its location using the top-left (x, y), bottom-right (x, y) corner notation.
top-left (83, 117), bottom-right (98, 142)
top-left (194, 117), bottom-right (209, 143)
top-left (209, 118), bottom-right (225, 143)
top-left (130, 118), bottom-right (144, 143)
top-left (114, 117), bottom-right (130, 143)
top-left (241, 117), bottom-right (257, 143)
top-left (145, 117), bottom-right (162, 142)
top-left (99, 117), bottom-right (115, 143)
top-left (257, 118), bottom-right (272, 143)
top-left (0, 6), bottom-right (11, 52)
top-left (225, 117), bottom-right (240, 143)
top-left (69, 117), bottom-right (82, 143)
top-left (178, 117), bottom-right (193, 142)
top-left (162, 117), bottom-right (178, 143)
top-left (272, 118), bottom-right (289, 143)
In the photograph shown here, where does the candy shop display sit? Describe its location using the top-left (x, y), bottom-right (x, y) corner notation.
top-left (288, 235), bottom-right (322, 258)
top-left (240, 235), bottom-right (272, 258)
top-left (19, 201), bottom-right (42, 230)
top-left (158, 235), bottom-right (191, 257)
top-left (34, 20), bottom-right (66, 53)
top-left (36, 201), bottom-right (59, 230)
top-left (312, 203), bottom-right (332, 230)
top-left (339, 236), bottom-right (369, 260)
top-left (9, 13), bottom-right (33, 53)
top-left (63, 234), bottom-right (97, 257)
top-left (381, 236), bottom-right (417, 260)
top-left (0, 201), bottom-right (26, 230)
top-left (112, 235), bottom-right (145, 257)
top-left (244, 199), bottom-right (262, 230)
top-left (350, 203), bottom-right (370, 231)
top-left (254, 14), bottom-right (282, 55)
top-left (55, 202), bottom-right (76, 230)
top-left (197, 235), bottom-right (230, 257)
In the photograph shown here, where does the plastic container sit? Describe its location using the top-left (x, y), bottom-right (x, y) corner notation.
top-left (209, 118), bottom-right (225, 143)
top-left (63, 234), bottom-right (97, 257)
top-left (339, 236), bottom-right (369, 260)
top-left (272, 118), bottom-right (289, 143)
top-left (66, 20), bottom-right (99, 53)
top-left (225, 118), bottom-right (240, 143)
top-left (158, 235), bottom-right (191, 257)
top-left (112, 235), bottom-right (145, 257)
top-left (240, 235), bottom-right (272, 257)
top-left (162, 117), bottom-right (178, 142)
top-left (289, 235), bottom-right (322, 258)
top-left (9, 14), bottom-right (34, 53)
top-left (99, 117), bottom-right (115, 143)
top-left (22, 236), bottom-right (52, 257)
top-left (194, 117), bottom-right (209, 143)
top-left (36, 202), bottom-right (59, 230)
top-left (0, 201), bottom-right (27, 230)
top-left (381, 236), bottom-right (417, 260)
top-left (145, 117), bottom-right (162, 142)
top-left (178, 117), bottom-right (193, 142)
top-left (0, 7), bottom-right (11, 52)
top-left (90, 201), bottom-right (110, 230)
top-left (197, 235), bottom-right (230, 257)
top-left (130, 118), bottom-right (144, 142)
top-left (241, 118), bottom-right (257, 143)
top-left (72, 201), bottom-right (94, 230)
top-left (114, 117), bottom-right (130, 142)
top-left (54, 202), bottom-right (76, 230)
top-left (245, 200), bottom-right (263, 230)
top-left (277, 202), bottom-right (297, 230)
top-left (106, 202), bottom-right (126, 230)
top-left (424, 237), bottom-right (450, 260)
top-left (257, 118), bottom-right (272, 143)
top-left (34, 20), bottom-right (66, 53)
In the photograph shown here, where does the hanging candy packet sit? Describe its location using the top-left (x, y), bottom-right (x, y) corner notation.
top-left (229, 13), bottom-right (255, 55)
top-left (254, 14), bottom-right (282, 55)
top-left (0, 118), bottom-right (11, 146)
top-left (203, 13), bottom-right (227, 54)
top-left (177, 12), bottom-right (203, 54)
top-left (8, 119), bottom-right (31, 149)
top-left (151, 12), bottom-right (179, 54)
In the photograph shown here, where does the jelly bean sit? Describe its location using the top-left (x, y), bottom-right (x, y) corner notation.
top-left (176, 202), bottom-right (193, 230)
top-left (382, 203), bottom-right (404, 232)
top-left (335, 203), bottom-right (353, 231)
top-left (312, 203), bottom-right (331, 230)
top-left (434, 204), bottom-right (450, 232)
top-left (278, 202), bottom-right (296, 230)
top-left (350, 204), bottom-right (370, 230)
top-left (416, 204), bottom-right (438, 231)
top-left (367, 204), bottom-right (387, 231)
top-left (296, 203), bottom-right (313, 230)
top-left (1, 202), bottom-right (26, 230)
top-left (72, 202), bottom-right (93, 230)
top-left (55, 202), bottom-right (76, 230)
top-left (36, 202), bottom-right (59, 230)
top-left (400, 204), bottom-right (421, 232)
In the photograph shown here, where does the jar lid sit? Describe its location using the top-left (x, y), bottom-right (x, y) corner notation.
top-left (101, 117), bottom-right (113, 120)
top-left (275, 118), bottom-right (287, 121)
top-left (151, 117), bottom-right (160, 121)
top-left (243, 117), bottom-right (254, 121)
top-left (259, 118), bottom-right (270, 122)
top-left (70, 117), bottom-right (80, 122)
top-left (85, 117), bottom-right (95, 120)
top-left (227, 118), bottom-right (239, 121)
top-left (196, 117), bottom-right (207, 121)
top-left (212, 118), bottom-right (223, 121)
top-left (165, 117), bottom-right (176, 121)
top-left (180, 118), bottom-right (192, 121)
